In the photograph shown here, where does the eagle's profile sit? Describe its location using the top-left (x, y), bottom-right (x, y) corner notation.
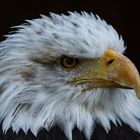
top-left (0, 12), bottom-right (140, 140)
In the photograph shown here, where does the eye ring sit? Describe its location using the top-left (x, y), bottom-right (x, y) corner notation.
top-left (60, 56), bottom-right (79, 68)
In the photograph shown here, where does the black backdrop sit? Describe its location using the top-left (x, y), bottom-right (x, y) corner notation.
top-left (0, 0), bottom-right (140, 69)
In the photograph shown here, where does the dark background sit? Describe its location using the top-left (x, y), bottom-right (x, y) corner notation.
top-left (0, 0), bottom-right (140, 69)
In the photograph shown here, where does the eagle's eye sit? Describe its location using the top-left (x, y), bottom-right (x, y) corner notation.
top-left (60, 56), bottom-right (79, 68)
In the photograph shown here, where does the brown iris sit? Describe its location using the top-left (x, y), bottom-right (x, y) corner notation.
top-left (61, 56), bottom-right (79, 68)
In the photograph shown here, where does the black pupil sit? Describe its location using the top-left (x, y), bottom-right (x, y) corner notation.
top-left (66, 58), bottom-right (75, 65)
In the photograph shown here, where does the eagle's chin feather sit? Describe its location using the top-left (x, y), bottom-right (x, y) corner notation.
top-left (1, 83), bottom-right (140, 140)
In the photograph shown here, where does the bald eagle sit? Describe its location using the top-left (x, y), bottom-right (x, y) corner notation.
top-left (0, 12), bottom-right (140, 140)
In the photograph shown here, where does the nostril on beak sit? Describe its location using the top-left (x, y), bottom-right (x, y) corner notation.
top-left (106, 59), bottom-right (115, 65)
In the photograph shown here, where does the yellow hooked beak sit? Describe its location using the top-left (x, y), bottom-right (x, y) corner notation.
top-left (71, 49), bottom-right (140, 99)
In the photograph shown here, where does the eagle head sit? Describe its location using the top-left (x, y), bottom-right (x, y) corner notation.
top-left (0, 12), bottom-right (140, 140)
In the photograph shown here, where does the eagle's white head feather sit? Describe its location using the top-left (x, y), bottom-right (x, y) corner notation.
top-left (0, 12), bottom-right (140, 140)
